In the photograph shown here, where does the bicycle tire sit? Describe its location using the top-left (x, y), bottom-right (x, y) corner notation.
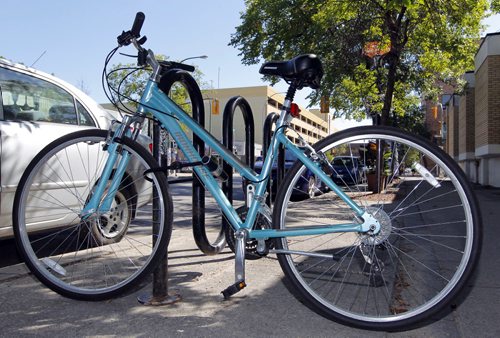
top-left (272, 126), bottom-right (481, 330)
top-left (13, 129), bottom-right (173, 300)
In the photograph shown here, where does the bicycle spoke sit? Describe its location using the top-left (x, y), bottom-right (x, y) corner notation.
top-left (14, 130), bottom-right (172, 299)
top-left (273, 127), bottom-right (479, 329)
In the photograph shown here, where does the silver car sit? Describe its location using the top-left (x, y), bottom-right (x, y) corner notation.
top-left (0, 58), bottom-right (152, 241)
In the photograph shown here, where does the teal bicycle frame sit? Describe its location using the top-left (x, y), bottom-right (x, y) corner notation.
top-left (83, 79), bottom-right (379, 240)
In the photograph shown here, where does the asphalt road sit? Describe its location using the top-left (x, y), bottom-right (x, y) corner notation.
top-left (0, 182), bottom-right (499, 337)
top-left (0, 175), bottom-right (245, 269)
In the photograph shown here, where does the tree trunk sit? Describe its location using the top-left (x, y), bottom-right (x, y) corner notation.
top-left (381, 54), bottom-right (398, 126)
top-left (381, 6), bottom-right (408, 126)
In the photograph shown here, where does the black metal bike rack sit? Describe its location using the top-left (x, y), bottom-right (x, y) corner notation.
top-left (138, 120), bottom-right (181, 306)
top-left (222, 96), bottom-right (255, 207)
top-left (262, 113), bottom-right (285, 205)
top-left (220, 96), bottom-right (255, 256)
top-left (138, 68), bottom-right (221, 305)
top-left (157, 69), bottom-right (226, 256)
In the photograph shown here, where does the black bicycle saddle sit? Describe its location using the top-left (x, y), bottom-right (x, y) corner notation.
top-left (259, 54), bottom-right (323, 89)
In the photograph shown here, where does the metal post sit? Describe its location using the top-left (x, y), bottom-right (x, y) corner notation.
top-left (157, 68), bottom-right (223, 255)
top-left (262, 113), bottom-right (280, 206)
top-left (222, 96), bottom-right (255, 206)
top-left (138, 121), bottom-right (181, 306)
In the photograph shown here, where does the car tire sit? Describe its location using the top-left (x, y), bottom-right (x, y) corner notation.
top-left (307, 176), bottom-right (317, 198)
top-left (88, 185), bottom-right (133, 245)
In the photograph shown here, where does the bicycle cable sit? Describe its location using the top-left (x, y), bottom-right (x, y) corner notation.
top-left (101, 45), bottom-right (182, 123)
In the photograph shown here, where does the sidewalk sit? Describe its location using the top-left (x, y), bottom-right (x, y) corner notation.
top-left (0, 186), bottom-right (499, 337)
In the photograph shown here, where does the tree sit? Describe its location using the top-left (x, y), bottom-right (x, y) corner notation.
top-left (230, 0), bottom-right (492, 126)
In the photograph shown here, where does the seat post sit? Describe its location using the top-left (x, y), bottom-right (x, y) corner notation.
top-left (285, 82), bottom-right (299, 102)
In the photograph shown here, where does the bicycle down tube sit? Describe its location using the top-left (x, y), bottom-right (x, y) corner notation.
top-left (135, 80), bottom-right (377, 238)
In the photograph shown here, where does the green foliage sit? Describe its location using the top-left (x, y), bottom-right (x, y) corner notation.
top-left (231, 0), bottom-right (489, 127)
top-left (491, 0), bottom-right (500, 12)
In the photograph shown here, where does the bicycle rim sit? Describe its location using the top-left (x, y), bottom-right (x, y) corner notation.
top-left (273, 126), bottom-right (481, 329)
top-left (13, 130), bottom-right (172, 300)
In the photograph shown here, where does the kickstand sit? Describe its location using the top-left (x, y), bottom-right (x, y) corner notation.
top-left (221, 229), bottom-right (247, 299)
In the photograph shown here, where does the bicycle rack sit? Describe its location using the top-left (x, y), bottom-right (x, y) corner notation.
top-left (156, 69), bottom-right (226, 256)
top-left (262, 113), bottom-right (285, 206)
top-left (221, 96), bottom-right (255, 229)
top-left (137, 120), bottom-right (181, 306)
top-left (138, 68), bottom-right (209, 305)
top-left (222, 96), bottom-right (255, 204)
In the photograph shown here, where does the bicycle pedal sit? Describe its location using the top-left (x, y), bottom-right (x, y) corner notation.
top-left (221, 280), bottom-right (246, 300)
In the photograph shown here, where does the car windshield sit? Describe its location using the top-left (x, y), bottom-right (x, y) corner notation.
top-left (332, 158), bottom-right (354, 167)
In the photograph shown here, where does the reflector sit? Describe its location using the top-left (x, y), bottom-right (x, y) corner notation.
top-left (290, 103), bottom-right (300, 118)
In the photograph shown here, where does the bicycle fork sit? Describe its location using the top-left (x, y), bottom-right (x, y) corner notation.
top-left (81, 116), bottom-right (139, 219)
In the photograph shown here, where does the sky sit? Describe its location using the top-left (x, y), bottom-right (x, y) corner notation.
top-left (1, 1), bottom-right (296, 104)
top-left (2, 0), bottom-right (500, 115)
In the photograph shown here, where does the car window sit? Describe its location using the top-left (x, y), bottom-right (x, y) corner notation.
top-left (76, 100), bottom-right (95, 126)
top-left (0, 67), bottom-right (79, 125)
top-left (332, 158), bottom-right (354, 167)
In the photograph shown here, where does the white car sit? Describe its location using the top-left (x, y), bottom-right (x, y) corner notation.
top-left (0, 58), bottom-right (152, 240)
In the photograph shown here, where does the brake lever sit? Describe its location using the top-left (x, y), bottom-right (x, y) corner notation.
top-left (117, 30), bottom-right (134, 46)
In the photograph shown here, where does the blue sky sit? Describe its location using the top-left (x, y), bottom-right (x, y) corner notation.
top-left (2, 1), bottom-right (500, 110)
top-left (1, 1), bottom-right (277, 103)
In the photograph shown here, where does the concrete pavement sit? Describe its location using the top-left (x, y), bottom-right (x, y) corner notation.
top-left (0, 184), bottom-right (499, 337)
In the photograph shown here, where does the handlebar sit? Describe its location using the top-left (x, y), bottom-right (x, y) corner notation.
top-left (130, 12), bottom-right (145, 38)
top-left (117, 12), bottom-right (146, 47)
top-left (116, 12), bottom-right (197, 78)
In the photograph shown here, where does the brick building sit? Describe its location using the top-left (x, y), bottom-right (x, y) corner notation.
top-left (444, 32), bottom-right (500, 187)
top-left (458, 72), bottom-right (476, 181)
top-left (445, 95), bottom-right (460, 160)
top-left (424, 83), bottom-right (455, 148)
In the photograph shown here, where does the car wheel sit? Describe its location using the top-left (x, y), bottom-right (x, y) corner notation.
top-left (308, 176), bottom-right (317, 198)
top-left (89, 186), bottom-right (132, 245)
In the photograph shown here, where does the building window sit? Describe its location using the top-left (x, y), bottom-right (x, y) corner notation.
top-left (267, 98), bottom-right (277, 108)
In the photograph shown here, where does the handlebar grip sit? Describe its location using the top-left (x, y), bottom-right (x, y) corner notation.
top-left (131, 12), bottom-right (145, 38)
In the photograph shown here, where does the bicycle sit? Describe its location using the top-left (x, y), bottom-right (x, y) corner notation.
top-left (13, 12), bottom-right (481, 331)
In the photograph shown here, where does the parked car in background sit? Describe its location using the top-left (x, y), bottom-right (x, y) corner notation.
top-left (0, 58), bottom-right (152, 240)
top-left (330, 156), bottom-right (364, 185)
top-left (253, 148), bottom-right (326, 199)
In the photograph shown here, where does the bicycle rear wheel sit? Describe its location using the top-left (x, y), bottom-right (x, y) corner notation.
top-left (13, 129), bottom-right (173, 300)
top-left (273, 126), bottom-right (481, 330)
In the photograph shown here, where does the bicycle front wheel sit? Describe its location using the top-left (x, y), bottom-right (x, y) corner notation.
top-left (273, 126), bottom-right (481, 330)
top-left (13, 129), bottom-right (173, 300)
